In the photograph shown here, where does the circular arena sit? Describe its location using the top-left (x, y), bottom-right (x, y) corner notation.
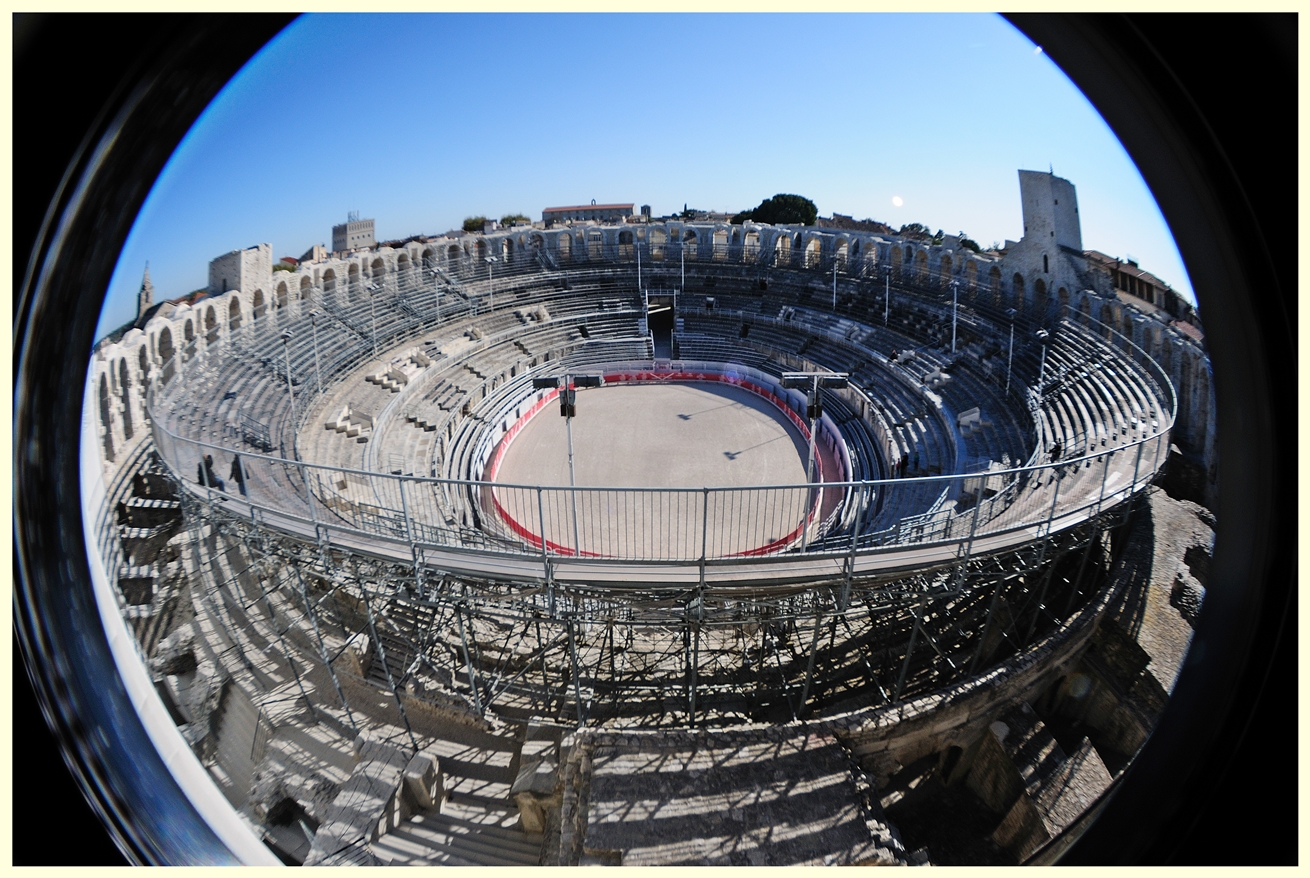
top-left (87, 195), bottom-right (1193, 865)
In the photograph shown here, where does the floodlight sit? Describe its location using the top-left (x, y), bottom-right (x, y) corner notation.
top-left (532, 377), bottom-right (560, 389)
top-left (574, 375), bottom-right (603, 388)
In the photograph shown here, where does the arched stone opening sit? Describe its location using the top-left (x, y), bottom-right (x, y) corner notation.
top-left (804, 237), bottom-right (822, 268)
top-left (475, 239), bottom-right (488, 262)
top-left (712, 228), bottom-right (728, 261)
top-left (300, 276), bottom-right (312, 300)
top-left (447, 244), bottom-right (461, 266)
top-left (138, 345), bottom-right (149, 381)
top-left (744, 231), bottom-right (760, 261)
top-left (119, 359), bottom-right (133, 440)
top-left (1034, 278), bottom-right (1047, 304)
top-left (915, 250), bottom-right (929, 283)
top-left (252, 289), bottom-right (266, 320)
top-left (323, 269), bottom-right (336, 294)
top-left (275, 282), bottom-right (288, 311)
top-left (682, 229), bottom-right (697, 262)
top-left (229, 296), bottom-right (243, 331)
top-left (773, 233), bottom-right (790, 267)
top-left (1012, 273), bottom-right (1025, 311)
top-left (502, 238), bottom-right (514, 263)
top-left (422, 247), bottom-right (437, 270)
top-left (940, 254), bottom-right (953, 285)
top-left (348, 263), bottom-right (361, 297)
top-left (965, 260), bottom-right (978, 292)
top-left (183, 319), bottom-right (195, 360)
top-left (649, 228), bottom-right (666, 261)
top-left (1058, 287), bottom-right (1069, 319)
top-left (1099, 302), bottom-right (1115, 340)
top-left (205, 306), bottom-right (217, 344)
top-left (557, 233), bottom-right (572, 260)
top-left (158, 327), bottom-right (175, 382)
top-left (618, 229), bottom-right (635, 261)
top-left (99, 374), bottom-right (115, 461)
top-left (588, 230), bottom-right (604, 260)
top-left (371, 257), bottom-right (386, 280)
top-left (835, 239), bottom-right (849, 269)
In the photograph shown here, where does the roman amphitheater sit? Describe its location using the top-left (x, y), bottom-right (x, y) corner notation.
top-left (84, 172), bottom-right (1217, 865)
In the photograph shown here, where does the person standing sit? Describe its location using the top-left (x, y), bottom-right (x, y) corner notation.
top-left (204, 454), bottom-right (225, 492)
top-left (230, 454), bottom-right (247, 496)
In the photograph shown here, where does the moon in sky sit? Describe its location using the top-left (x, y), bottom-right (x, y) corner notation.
top-left (891, 195), bottom-right (904, 207)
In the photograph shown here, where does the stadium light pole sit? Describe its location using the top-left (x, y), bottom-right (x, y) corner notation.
top-left (680, 238), bottom-right (686, 291)
top-left (366, 282), bottom-right (380, 358)
top-left (429, 268), bottom-right (442, 324)
top-left (533, 373), bottom-right (603, 556)
top-left (951, 279), bottom-right (959, 354)
top-left (280, 329), bottom-right (297, 459)
top-left (1005, 307), bottom-right (1017, 396)
top-left (309, 309), bottom-right (322, 398)
top-left (485, 255), bottom-right (498, 315)
top-left (781, 371), bottom-right (848, 551)
top-left (883, 267), bottom-right (890, 326)
top-left (832, 258), bottom-right (838, 312)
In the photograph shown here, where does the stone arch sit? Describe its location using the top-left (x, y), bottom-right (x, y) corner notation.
top-left (371, 257), bottom-right (386, 279)
top-left (138, 345), bottom-right (150, 380)
top-left (183, 319), bottom-right (195, 360)
top-left (891, 245), bottom-right (903, 276)
top-left (557, 233), bottom-right (572, 260)
top-left (1077, 296), bottom-right (1092, 328)
top-left (397, 253), bottom-right (412, 288)
top-left (229, 296), bottom-right (242, 330)
top-left (204, 305), bottom-right (217, 343)
top-left (682, 229), bottom-right (698, 262)
top-left (835, 239), bottom-right (849, 268)
top-left (422, 247), bottom-right (437, 270)
top-left (300, 275), bottom-right (312, 300)
top-left (803, 237), bottom-right (822, 268)
top-left (744, 230), bottom-right (760, 261)
top-left (588, 229), bottom-right (604, 260)
top-left (475, 239), bottom-right (488, 262)
top-left (1012, 273), bottom-right (1025, 310)
top-left (1058, 287), bottom-right (1069, 319)
top-left (648, 228), bottom-right (665, 260)
top-left (99, 373), bottom-right (115, 460)
top-left (915, 250), bottom-right (929, 283)
top-left (730, 228), bottom-right (741, 245)
top-left (1099, 302), bottom-right (1115, 340)
top-left (323, 268), bottom-right (337, 293)
top-left (618, 229), bottom-right (635, 261)
top-left (1122, 310), bottom-right (1134, 345)
top-left (939, 253), bottom-right (952, 284)
top-left (774, 233), bottom-right (791, 267)
top-left (118, 359), bottom-right (133, 440)
top-left (965, 260), bottom-right (978, 291)
top-left (502, 238), bottom-right (513, 262)
top-left (348, 262), bottom-right (361, 297)
top-left (1034, 277), bottom-right (1047, 303)
top-left (712, 228), bottom-right (728, 261)
top-left (252, 288), bottom-right (266, 320)
top-left (528, 233), bottom-right (544, 253)
top-left (158, 326), bottom-right (175, 383)
top-left (447, 244), bottom-right (461, 266)
top-left (275, 281), bottom-right (288, 310)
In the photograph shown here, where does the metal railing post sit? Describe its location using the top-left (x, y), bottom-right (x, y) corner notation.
top-left (700, 486), bottom-right (710, 585)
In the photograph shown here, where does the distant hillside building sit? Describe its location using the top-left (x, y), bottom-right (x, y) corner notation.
top-left (332, 212), bottom-right (376, 252)
top-left (542, 202), bottom-right (634, 226)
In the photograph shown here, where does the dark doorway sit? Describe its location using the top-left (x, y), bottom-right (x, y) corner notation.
top-left (648, 304), bottom-right (674, 358)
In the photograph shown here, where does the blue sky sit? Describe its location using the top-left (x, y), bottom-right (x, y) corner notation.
top-left (96, 13), bottom-right (1195, 339)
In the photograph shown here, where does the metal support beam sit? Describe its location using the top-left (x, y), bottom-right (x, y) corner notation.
top-left (356, 564), bottom-right (421, 752)
top-left (893, 604), bottom-right (924, 702)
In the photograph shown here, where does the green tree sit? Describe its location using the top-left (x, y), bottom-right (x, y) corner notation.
top-left (733, 194), bottom-right (818, 226)
top-left (462, 216), bottom-right (489, 233)
top-left (897, 222), bottom-right (930, 239)
top-left (500, 213), bottom-right (531, 227)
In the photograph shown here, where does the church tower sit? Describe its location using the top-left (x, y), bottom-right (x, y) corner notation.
top-left (136, 263), bottom-right (154, 323)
